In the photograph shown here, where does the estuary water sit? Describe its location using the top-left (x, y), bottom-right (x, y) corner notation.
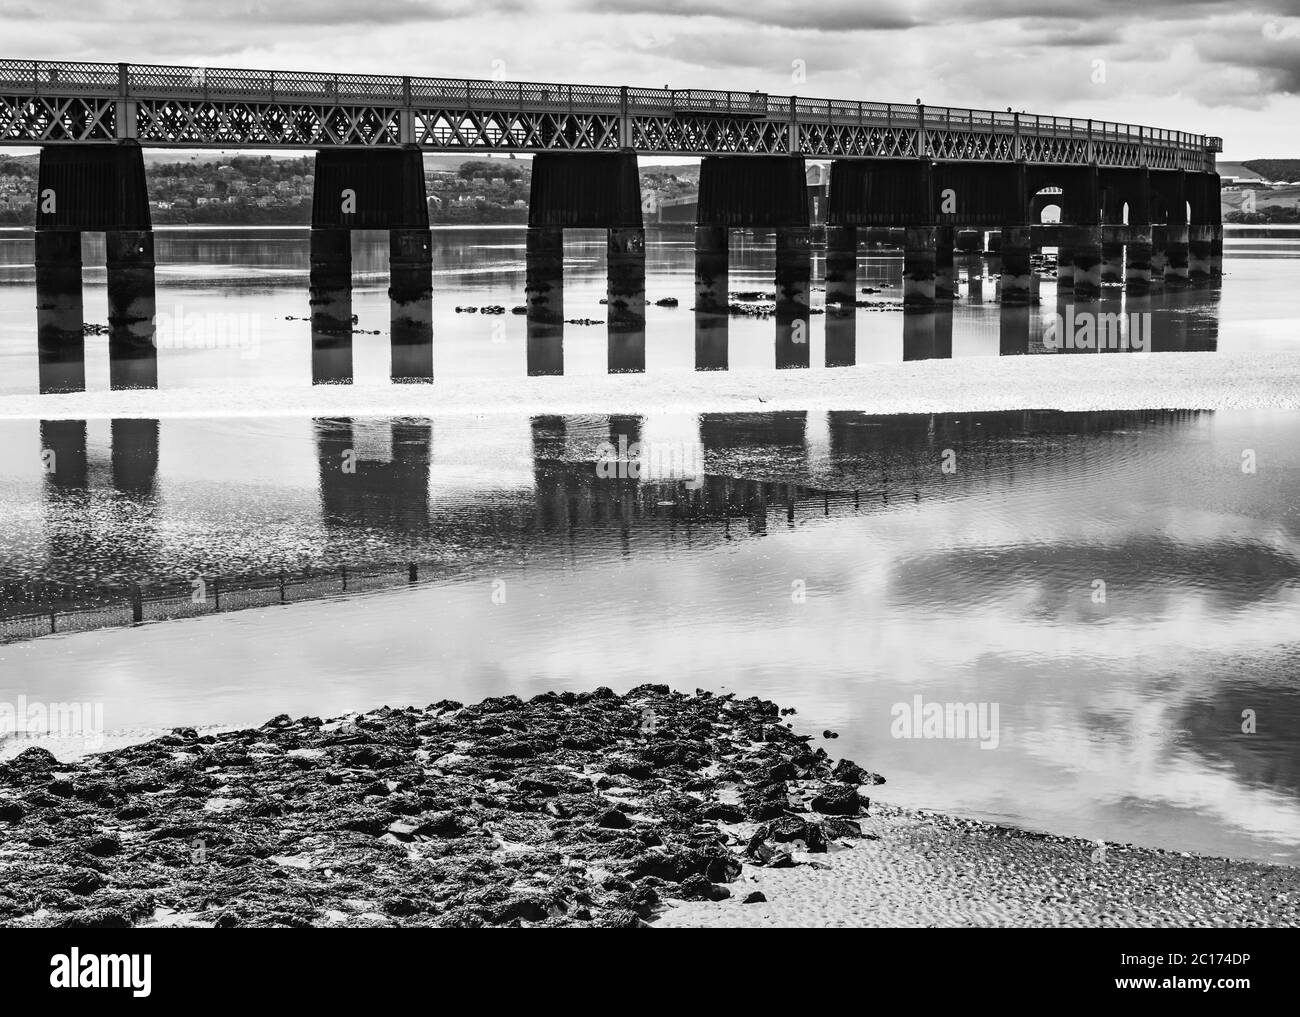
top-left (0, 225), bottom-right (1297, 867)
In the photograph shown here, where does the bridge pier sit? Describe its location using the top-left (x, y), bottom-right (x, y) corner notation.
top-left (824, 225), bottom-right (856, 367)
top-left (698, 155), bottom-right (808, 365)
top-left (34, 229), bottom-right (85, 394)
top-left (105, 230), bottom-right (158, 390)
top-left (965, 257), bottom-right (985, 303)
top-left (1210, 225), bottom-right (1224, 280)
top-left (1149, 226), bottom-right (1169, 289)
top-left (309, 227), bottom-right (353, 384)
top-left (903, 227), bottom-right (936, 309)
top-left (311, 147), bottom-right (432, 383)
top-left (775, 227), bottom-right (811, 368)
top-left (999, 303), bottom-right (1032, 356)
top-left (999, 226), bottom-right (1033, 305)
top-left (526, 152), bottom-right (645, 376)
top-left (1188, 225), bottom-right (1213, 286)
top-left (694, 226), bottom-right (729, 371)
top-left (1163, 225), bottom-right (1191, 288)
top-left (934, 226), bottom-right (956, 300)
top-left (35, 142), bottom-right (155, 391)
top-left (1070, 227), bottom-right (1103, 300)
top-left (1100, 241), bottom-right (1124, 286)
top-left (1125, 228), bottom-right (1153, 294)
top-left (525, 226), bottom-right (565, 376)
top-left (607, 227), bottom-right (646, 373)
top-left (389, 227), bottom-right (434, 383)
top-left (1055, 239), bottom-right (1075, 289)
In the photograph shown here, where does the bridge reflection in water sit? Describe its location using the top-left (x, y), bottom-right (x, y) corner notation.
top-left (9, 405), bottom-right (1238, 598)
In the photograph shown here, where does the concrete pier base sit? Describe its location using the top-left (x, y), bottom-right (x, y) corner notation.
top-left (106, 229), bottom-right (158, 390)
top-left (694, 226), bottom-right (729, 371)
top-left (1149, 226), bottom-right (1169, 290)
top-left (1188, 225), bottom-right (1213, 287)
top-left (1071, 227), bottom-right (1102, 300)
top-left (1163, 224), bottom-right (1190, 288)
top-left (389, 227), bottom-right (433, 383)
top-left (1055, 243), bottom-right (1075, 290)
top-left (999, 304), bottom-right (1032, 356)
top-left (525, 226), bottom-right (564, 376)
top-left (607, 227), bottom-right (646, 373)
top-left (775, 227), bottom-right (811, 369)
top-left (824, 226), bottom-right (857, 309)
top-left (1209, 224), bottom-right (1223, 281)
top-left (1125, 229), bottom-right (1153, 294)
top-left (998, 226), bottom-right (1032, 305)
top-left (309, 227), bottom-right (353, 384)
top-left (964, 257), bottom-right (984, 303)
top-left (934, 226), bottom-right (956, 300)
top-left (824, 225), bottom-right (856, 367)
top-left (1100, 242), bottom-right (1124, 286)
top-left (35, 229), bottom-right (85, 394)
top-left (902, 227), bottom-right (936, 309)
top-left (902, 311), bottom-right (934, 361)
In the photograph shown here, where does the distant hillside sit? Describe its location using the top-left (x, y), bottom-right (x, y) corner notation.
top-left (1241, 160), bottom-right (1300, 182)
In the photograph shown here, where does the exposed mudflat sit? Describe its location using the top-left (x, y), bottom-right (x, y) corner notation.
top-left (2, 686), bottom-right (1296, 929)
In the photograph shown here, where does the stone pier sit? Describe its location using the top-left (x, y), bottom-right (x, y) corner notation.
top-left (694, 226), bottom-right (729, 371)
top-left (34, 229), bottom-right (85, 394)
top-left (607, 227), bottom-right (646, 373)
top-left (525, 226), bottom-right (564, 376)
top-left (309, 227), bottom-right (353, 384)
top-left (774, 227), bottom-right (811, 369)
top-left (388, 227), bottom-right (433, 383)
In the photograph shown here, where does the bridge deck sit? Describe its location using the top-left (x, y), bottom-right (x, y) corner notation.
top-left (0, 59), bottom-right (1218, 171)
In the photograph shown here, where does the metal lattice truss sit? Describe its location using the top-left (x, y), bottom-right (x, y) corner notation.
top-left (413, 109), bottom-right (621, 150)
top-left (0, 94), bottom-right (116, 141)
top-left (0, 59), bottom-right (1220, 171)
top-left (136, 100), bottom-right (404, 146)
top-left (632, 115), bottom-right (791, 154)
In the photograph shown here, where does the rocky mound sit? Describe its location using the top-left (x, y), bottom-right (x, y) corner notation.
top-left (0, 685), bottom-right (883, 928)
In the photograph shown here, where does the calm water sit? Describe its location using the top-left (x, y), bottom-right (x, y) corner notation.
top-left (0, 226), bottom-right (1298, 867)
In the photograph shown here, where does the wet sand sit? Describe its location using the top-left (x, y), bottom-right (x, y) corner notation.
top-left (3, 348), bottom-right (1300, 421)
top-left (656, 804), bottom-right (1300, 928)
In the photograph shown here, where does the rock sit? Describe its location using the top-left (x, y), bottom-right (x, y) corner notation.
top-left (832, 759), bottom-right (885, 785)
top-left (822, 817), bottom-right (863, 839)
top-left (6, 747), bottom-right (58, 776)
top-left (55, 908), bottom-right (130, 929)
top-left (705, 855), bottom-right (742, 883)
top-left (701, 803), bottom-right (744, 823)
top-left (742, 891), bottom-right (767, 904)
top-left (596, 808), bottom-right (633, 830)
top-left (766, 816), bottom-right (811, 843)
top-left (0, 801), bottom-right (25, 823)
top-left (811, 785), bottom-right (861, 816)
top-left (84, 833), bottom-right (122, 857)
top-left (64, 869), bottom-right (107, 895)
top-left (415, 812), bottom-right (466, 837)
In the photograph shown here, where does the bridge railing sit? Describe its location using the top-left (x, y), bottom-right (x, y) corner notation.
top-left (0, 59), bottom-right (120, 93)
top-left (0, 58), bottom-right (1216, 156)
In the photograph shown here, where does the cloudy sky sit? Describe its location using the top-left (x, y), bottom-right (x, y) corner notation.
top-left (3, 0), bottom-right (1299, 158)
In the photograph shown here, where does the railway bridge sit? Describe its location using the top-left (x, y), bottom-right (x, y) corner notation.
top-left (0, 59), bottom-right (1222, 389)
